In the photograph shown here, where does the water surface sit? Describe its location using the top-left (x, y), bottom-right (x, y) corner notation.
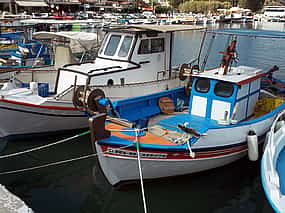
top-left (2, 21), bottom-right (285, 213)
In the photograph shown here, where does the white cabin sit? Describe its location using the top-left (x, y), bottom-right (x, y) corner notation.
top-left (56, 25), bottom-right (203, 95)
top-left (263, 6), bottom-right (285, 17)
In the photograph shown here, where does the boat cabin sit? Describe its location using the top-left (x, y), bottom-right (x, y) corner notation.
top-left (189, 66), bottom-right (262, 123)
top-left (56, 25), bottom-right (203, 94)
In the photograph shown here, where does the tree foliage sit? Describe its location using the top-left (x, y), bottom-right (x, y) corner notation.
top-left (168, 0), bottom-right (265, 12)
top-left (178, 1), bottom-right (231, 13)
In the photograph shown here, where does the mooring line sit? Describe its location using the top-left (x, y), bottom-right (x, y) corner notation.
top-left (0, 130), bottom-right (91, 160)
top-left (135, 128), bottom-right (148, 213)
top-left (0, 153), bottom-right (97, 175)
top-left (0, 143), bottom-right (134, 176)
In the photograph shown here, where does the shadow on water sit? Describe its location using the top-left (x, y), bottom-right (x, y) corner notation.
top-left (0, 130), bottom-right (275, 213)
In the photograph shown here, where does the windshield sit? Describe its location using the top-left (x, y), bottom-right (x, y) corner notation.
top-left (118, 36), bottom-right (133, 57)
top-left (104, 35), bottom-right (121, 56)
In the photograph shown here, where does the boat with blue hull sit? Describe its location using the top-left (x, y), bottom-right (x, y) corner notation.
top-left (79, 29), bottom-right (285, 186)
top-left (261, 110), bottom-right (285, 213)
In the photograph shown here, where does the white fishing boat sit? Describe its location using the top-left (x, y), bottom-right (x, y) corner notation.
top-left (0, 25), bottom-right (202, 139)
top-left (82, 29), bottom-right (285, 186)
top-left (261, 109), bottom-right (285, 213)
top-left (1, 31), bottom-right (101, 84)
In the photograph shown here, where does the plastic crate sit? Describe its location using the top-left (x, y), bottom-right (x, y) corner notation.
top-left (21, 82), bottom-right (49, 97)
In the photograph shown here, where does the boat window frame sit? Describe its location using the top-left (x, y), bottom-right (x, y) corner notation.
top-left (214, 81), bottom-right (234, 98)
top-left (138, 37), bottom-right (165, 55)
top-left (195, 78), bottom-right (210, 93)
top-left (99, 33), bottom-right (135, 59)
top-left (104, 34), bottom-right (122, 57)
top-left (118, 35), bottom-right (134, 58)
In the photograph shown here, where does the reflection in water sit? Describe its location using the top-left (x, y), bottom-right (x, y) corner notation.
top-left (1, 22), bottom-right (285, 213)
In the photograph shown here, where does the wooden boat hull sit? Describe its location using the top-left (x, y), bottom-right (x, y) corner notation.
top-left (96, 111), bottom-right (278, 186)
top-left (96, 143), bottom-right (248, 186)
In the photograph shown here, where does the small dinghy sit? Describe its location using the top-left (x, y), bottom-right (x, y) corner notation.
top-left (79, 29), bottom-right (285, 186)
top-left (261, 109), bottom-right (285, 212)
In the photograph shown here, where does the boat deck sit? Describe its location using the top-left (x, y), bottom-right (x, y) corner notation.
top-left (277, 145), bottom-right (285, 195)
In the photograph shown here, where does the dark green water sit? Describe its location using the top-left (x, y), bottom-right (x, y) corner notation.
top-left (2, 21), bottom-right (285, 213)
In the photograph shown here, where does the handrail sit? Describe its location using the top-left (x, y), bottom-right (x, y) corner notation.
top-left (88, 65), bottom-right (122, 74)
top-left (270, 109), bottom-right (285, 133)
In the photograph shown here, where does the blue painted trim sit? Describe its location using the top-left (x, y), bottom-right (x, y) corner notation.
top-left (190, 78), bottom-right (237, 119)
top-left (114, 87), bottom-right (185, 107)
top-left (98, 134), bottom-right (249, 152)
top-left (246, 81), bottom-right (251, 117)
top-left (212, 102), bottom-right (285, 129)
top-left (236, 89), bottom-right (260, 102)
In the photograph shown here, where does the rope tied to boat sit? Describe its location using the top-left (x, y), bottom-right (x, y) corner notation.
top-left (0, 138), bottom-right (134, 176)
top-left (0, 130), bottom-right (90, 160)
top-left (135, 128), bottom-right (148, 213)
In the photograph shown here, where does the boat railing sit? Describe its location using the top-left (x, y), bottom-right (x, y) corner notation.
top-left (59, 62), bottom-right (139, 79)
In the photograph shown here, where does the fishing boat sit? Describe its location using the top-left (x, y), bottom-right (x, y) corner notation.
top-left (0, 39), bottom-right (51, 71)
top-left (0, 31), bottom-right (24, 59)
top-left (58, 25), bottom-right (203, 101)
top-left (261, 109), bottom-right (285, 212)
top-left (0, 31), bottom-right (100, 139)
top-left (0, 25), bottom-right (201, 139)
top-left (82, 29), bottom-right (285, 186)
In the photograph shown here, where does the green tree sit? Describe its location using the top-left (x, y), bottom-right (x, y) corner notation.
top-left (178, 1), bottom-right (230, 13)
top-left (238, 0), bottom-right (265, 11)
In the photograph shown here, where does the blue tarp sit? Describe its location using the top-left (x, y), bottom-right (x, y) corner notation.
top-left (208, 29), bottom-right (285, 39)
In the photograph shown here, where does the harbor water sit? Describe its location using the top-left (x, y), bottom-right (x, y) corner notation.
top-left (1, 21), bottom-right (285, 213)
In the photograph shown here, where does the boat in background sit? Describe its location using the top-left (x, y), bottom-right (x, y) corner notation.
top-left (81, 29), bottom-right (285, 186)
top-left (0, 31), bottom-right (24, 59)
top-left (261, 109), bottom-right (285, 213)
top-left (0, 25), bottom-right (201, 139)
top-left (0, 39), bottom-right (51, 71)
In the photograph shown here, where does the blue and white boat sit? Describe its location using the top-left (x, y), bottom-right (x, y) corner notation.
top-left (0, 40), bottom-right (51, 69)
top-left (80, 29), bottom-right (285, 186)
top-left (0, 31), bottom-right (24, 59)
top-left (261, 109), bottom-right (285, 213)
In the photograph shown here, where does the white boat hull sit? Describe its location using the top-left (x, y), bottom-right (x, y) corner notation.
top-left (96, 143), bottom-right (248, 186)
top-left (0, 100), bottom-right (87, 138)
top-left (261, 111), bottom-right (285, 212)
top-left (96, 112), bottom-right (276, 186)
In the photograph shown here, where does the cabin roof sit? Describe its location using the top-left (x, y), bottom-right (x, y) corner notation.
top-left (208, 29), bottom-right (285, 39)
top-left (192, 66), bottom-right (264, 85)
top-left (105, 25), bottom-right (205, 34)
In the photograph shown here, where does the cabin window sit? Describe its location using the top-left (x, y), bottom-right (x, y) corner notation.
top-left (195, 79), bottom-right (210, 93)
top-left (104, 35), bottom-right (121, 56)
top-left (138, 39), bottom-right (150, 54)
top-left (138, 38), bottom-right (164, 54)
top-left (151, 38), bottom-right (164, 53)
top-left (118, 36), bottom-right (133, 57)
top-left (214, 82), bottom-right (234, 97)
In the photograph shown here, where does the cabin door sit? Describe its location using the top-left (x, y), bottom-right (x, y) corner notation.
top-left (135, 35), bottom-right (170, 82)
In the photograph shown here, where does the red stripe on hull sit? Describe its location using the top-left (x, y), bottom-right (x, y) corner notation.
top-left (0, 99), bottom-right (80, 110)
top-left (99, 144), bottom-right (248, 160)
